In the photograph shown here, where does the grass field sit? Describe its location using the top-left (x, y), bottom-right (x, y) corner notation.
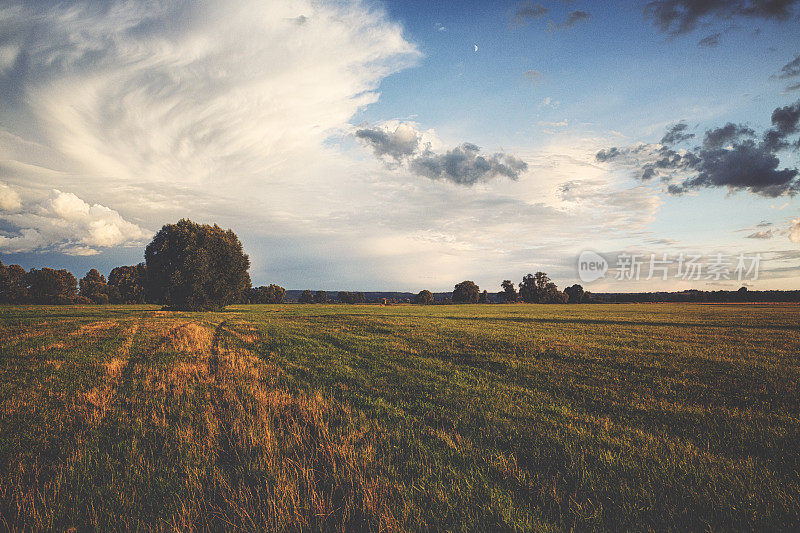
top-left (1, 303), bottom-right (799, 531)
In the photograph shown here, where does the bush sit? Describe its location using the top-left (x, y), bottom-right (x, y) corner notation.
top-left (414, 290), bottom-right (434, 304)
top-left (248, 284), bottom-right (286, 304)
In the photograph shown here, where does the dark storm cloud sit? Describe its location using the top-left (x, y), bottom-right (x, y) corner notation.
top-left (666, 140), bottom-right (799, 196)
top-left (410, 144), bottom-right (528, 185)
top-left (355, 126), bottom-right (419, 162)
top-left (762, 100), bottom-right (800, 150)
top-left (595, 147), bottom-right (622, 161)
top-left (596, 100), bottom-right (800, 197)
top-left (703, 123), bottom-right (755, 148)
top-left (514, 2), bottom-right (549, 25)
top-left (548, 10), bottom-right (592, 30)
top-left (644, 0), bottom-right (799, 35)
top-left (698, 33), bottom-right (721, 47)
top-left (660, 122), bottom-right (695, 144)
top-left (777, 55), bottom-right (800, 79)
top-left (356, 125), bottom-right (528, 186)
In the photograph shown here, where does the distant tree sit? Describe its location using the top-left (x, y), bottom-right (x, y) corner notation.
top-left (248, 284), bottom-right (286, 304)
top-left (414, 289), bottom-right (434, 304)
top-left (519, 272), bottom-right (566, 303)
top-left (79, 269), bottom-right (110, 304)
top-left (336, 291), bottom-right (365, 304)
top-left (453, 280), bottom-right (480, 304)
top-left (500, 280), bottom-right (517, 303)
top-left (564, 284), bottom-right (585, 304)
top-left (313, 290), bottom-right (328, 304)
top-left (108, 264), bottom-right (148, 304)
top-left (479, 290), bottom-right (489, 303)
top-left (145, 219), bottom-right (251, 310)
top-left (27, 268), bottom-right (77, 304)
top-left (299, 290), bottom-right (314, 303)
top-left (0, 261), bottom-right (30, 303)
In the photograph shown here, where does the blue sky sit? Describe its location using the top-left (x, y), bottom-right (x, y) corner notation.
top-left (1, 0), bottom-right (800, 291)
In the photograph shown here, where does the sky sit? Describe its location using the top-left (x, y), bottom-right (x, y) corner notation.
top-left (1, 0), bottom-right (800, 292)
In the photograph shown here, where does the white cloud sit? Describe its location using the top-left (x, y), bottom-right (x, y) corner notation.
top-left (538, 120), bottom-right (568, 127)
top-left (0, 188), bottom-right (146, 254)
top-left (790, 218), bottom-right (800, 243)
top-left (0, 182), bottom-right (21, 211)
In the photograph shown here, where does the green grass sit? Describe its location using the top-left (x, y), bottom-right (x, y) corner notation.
top-left (1, 303), bottom-right (799, 531)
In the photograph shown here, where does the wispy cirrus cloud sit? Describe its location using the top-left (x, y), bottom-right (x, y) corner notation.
top-left (774, 54), bottom-right (800, 91)
top-left (0, 0), bottom-right (419, 260)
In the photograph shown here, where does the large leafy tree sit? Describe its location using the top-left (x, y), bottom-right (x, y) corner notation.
top-left (453, 280), bottom-right (480, 304)
top-left (79, 269), bottom-right (110, 304)
top-left (108, 264), bottom-right (148, 304)
top-left (27, 268), bottom-right (77, 304)
top-left (519, 272), bottom-right (566, 303)
top-left (500, 280), bottom-right (517, 303)
top-left (564, 284), bottom-right (585, 304)
top-left (0, 261), bottom-right (30, 303)
top-left (145, 219), bottom-right (251, 310)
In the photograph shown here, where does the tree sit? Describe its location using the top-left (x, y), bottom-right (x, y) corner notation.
top-left (0, 261), bottom-right (30, 303)
top-left (248, 284), bottom-right (286, 304)
top-left (500, 280), bottom-right (517, 303)
top-left (414, 289), bottom-right (434, 304)
top-left (79, 269), bottom-right (110, 304)
top-left (313, 290), bottom-right (328, 304)
top-left (564, 284), bottom-right (585, 304)
top-left (298, 290), bottom-right (314, 303)
top-left (108, 264), bottom-right (148, 304)
top-left (519, 272), bottom-right (566, 303)
top-left (144, 219), bottom-right (251, 310)
top-left (453, 280), bottom-right (480, 304)
top-left (27, 268), bottom-right (77, 304)
top-left (479, 290), bottom-right (489, 303)
top-left (338, 291), bottom-right (354, 304)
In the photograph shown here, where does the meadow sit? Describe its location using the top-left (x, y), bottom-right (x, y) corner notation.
top-left (1, 303), bottom-right (798, 531)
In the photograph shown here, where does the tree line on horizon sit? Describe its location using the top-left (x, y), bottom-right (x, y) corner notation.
top-left (3, 219), bottom-right (799, 309)
top-left (411, 274), bottom-right (588, 305)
